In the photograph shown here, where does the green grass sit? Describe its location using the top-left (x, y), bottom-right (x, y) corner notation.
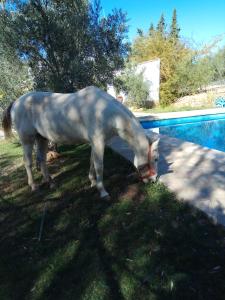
top-left (1, 140), bottom-right (225, 300)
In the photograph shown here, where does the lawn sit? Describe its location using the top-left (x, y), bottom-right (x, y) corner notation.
top-left (131, 104), bottom-right (213, 114)
top-left (1, 140), bottom-right (225, 300)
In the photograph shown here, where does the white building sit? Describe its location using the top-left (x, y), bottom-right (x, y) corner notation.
top-left (107, 58), bottom-right (160, 104)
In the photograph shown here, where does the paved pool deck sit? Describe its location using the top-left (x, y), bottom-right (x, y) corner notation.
top-left (108, 108), bottom-right (225, 226)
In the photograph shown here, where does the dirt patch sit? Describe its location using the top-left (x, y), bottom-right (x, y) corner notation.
top-left (119, 183), bottom-right (146, 202)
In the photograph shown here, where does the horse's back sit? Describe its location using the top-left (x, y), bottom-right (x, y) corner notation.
top-left (11, 86), bottom-right (140, 142)
top-left (12, 86), bottom-right (136, 123)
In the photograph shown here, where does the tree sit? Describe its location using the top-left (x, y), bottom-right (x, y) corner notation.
top-left (0, 45), bottom-right (33, 112)
top-left (131, 10), bottom-right (218, 106)
top-left (211, 47), bottom-right (225, 81)
top-left (0, 1), bottom-right (6, 10)
top-left (172, 54), bottom-right (215, 96)
top-left (169, 9), bottom-right (180, 40)
top-left (131, 31), bottom-right (190, 105)
top-left (137, 28), bottom-right (144, 37)
top-left (0, 0), bottom-right (129, 92)
top-left (156, 14), bottom-right (166, 36)
top-left (148, 23), bottom-right (154, 36)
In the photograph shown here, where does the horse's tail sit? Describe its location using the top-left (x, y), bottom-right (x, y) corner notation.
top-left (2, 102), bottom-right (14, 139)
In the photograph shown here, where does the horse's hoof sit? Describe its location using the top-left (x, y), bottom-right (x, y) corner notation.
top-left (101, 194), bottom-right (111, 201)
top-left (90, 182), bottom-right (96, 188)
top-left (101, 193), bottom-right (111, 201)
top-left (49, 181), bottom-right (56, 189)
top-left (31, 184), bottom-right (39, 192)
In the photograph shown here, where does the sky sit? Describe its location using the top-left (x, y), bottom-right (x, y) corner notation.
top-left (100, 0), bottom-right (225, 50)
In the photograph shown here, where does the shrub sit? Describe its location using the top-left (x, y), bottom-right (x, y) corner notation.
top-left (114, 63), bottom-right (149, 107)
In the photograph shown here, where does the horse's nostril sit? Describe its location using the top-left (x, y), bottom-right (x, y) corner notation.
top-left (150, 175), bottom-right (158, 183)
top-left (142, 178), bottom-right (149, 184)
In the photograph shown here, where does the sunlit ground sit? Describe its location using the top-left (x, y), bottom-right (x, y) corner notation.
top-left (1, 140), bottom-right (225, 300)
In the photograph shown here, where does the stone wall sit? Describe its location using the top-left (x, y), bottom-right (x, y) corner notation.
top-left (173, 86), bottom-right (225, 108)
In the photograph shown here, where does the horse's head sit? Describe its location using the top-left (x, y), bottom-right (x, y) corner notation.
top-left (137, 137), bottom-right (159, 183)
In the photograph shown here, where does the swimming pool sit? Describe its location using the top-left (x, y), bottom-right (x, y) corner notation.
top-left (141, 113), bottom-right (225, 152)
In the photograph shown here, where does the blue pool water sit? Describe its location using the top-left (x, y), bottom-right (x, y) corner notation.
top-left (141, 113), bottom-right (225, 152)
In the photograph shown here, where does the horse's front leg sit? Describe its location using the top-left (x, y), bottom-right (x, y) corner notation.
top-left (91, 141), bottom-right (109, 199)
top-left (89, 149), bottom-right (96, 187)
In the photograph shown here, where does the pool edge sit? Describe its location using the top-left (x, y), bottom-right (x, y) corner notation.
top-left (134, 108), bottom-right (225, 121)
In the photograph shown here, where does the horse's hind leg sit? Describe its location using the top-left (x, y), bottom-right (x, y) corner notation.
top-left (21, 139), bottom-right (37, 191)
top-left (36, 135), bottom-right (53, 187)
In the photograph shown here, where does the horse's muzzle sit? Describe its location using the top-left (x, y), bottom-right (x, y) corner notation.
top-left (142, 175), bottom-right (158, 183)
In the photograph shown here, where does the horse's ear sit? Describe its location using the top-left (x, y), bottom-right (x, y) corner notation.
top-left (151, 138), bottom-right (160, 151)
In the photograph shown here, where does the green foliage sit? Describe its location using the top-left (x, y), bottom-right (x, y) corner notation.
top-left (211, 47), bottom-right (225, 81)
top-left (137, 28), bottom-right (144, 37)
top-left (0, 46), bottom-right (33, 112)
top-left (156, 13), bottom-right (166, 37)
top-left (114, 63), bottom-right (149, 106)
top-left (0, 0), bottom-right (129, 92)
top-left (131, 10), bottom-right (217, 106)
top-left (174, 55), bottom-right (215, 96)
top-left (169, 9), bottom-right (180, 40)
top-left (131, 31), bottom-right (190, 105)
top-left (148, 23), bottom-right (154, 36)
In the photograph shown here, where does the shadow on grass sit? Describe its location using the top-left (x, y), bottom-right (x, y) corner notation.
top-left (0, 143), bottom-right (225, 300)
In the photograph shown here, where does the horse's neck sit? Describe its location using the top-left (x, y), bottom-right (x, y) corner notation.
top-left (117, 117), bottom-right (149, 166)
top-left (130, 128), bottom-right (149, 165)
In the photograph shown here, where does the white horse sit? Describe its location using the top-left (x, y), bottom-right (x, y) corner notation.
top-left (2, 86), bottom-right (159, 198)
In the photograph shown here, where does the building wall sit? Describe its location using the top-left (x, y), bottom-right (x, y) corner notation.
top-left (107, 58), bottom-right (160, 104)
top-left (136, 59), bottom-right (160, 103)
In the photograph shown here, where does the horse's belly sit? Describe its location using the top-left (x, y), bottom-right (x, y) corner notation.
top-left (36, 122), bottom-right (89, 144)
top-left (50, 133), bottom-right (87, 144)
